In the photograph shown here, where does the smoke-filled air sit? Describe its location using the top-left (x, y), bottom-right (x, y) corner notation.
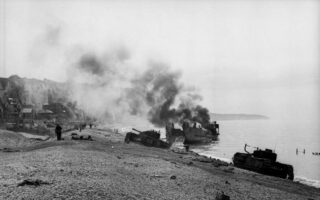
top-left (64, 46), bottom-right (212, 128)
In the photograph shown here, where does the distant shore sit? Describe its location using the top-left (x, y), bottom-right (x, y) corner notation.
top-left (0, 128), bottom-right (319, 200)
top-left (211, 113), bottom-right (269, 121)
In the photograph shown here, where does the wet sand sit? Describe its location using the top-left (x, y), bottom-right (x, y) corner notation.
top-left (0, 128), bottom-right (319, 200)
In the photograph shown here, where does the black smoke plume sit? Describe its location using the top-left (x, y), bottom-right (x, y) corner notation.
top-left (78, 54), bottom-right (107, 76)
top-left (68, 47), bottom-right (212, 127)
top-left (125, 62), bottom-right (212, 127)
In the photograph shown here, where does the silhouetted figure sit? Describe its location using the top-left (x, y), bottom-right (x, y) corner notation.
top-left (185, 145), bottom-right (190, 152)
top-left (89, 123), bottom-right (92, 129)
top-left (55, 124), bottom-right (62, 141)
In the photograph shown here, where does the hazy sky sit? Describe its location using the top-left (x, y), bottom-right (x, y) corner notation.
top-left (0, 0), bottom-right (319, 118)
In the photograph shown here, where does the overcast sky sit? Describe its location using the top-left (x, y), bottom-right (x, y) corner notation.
top-left (0, 0), bottom-right (319, 118)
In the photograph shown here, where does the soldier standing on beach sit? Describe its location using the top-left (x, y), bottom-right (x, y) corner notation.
top-left (55, 124), bottom-right (62, 141)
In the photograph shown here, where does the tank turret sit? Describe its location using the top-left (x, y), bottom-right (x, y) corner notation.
top-left (253, 148), bottom-right (277, 162)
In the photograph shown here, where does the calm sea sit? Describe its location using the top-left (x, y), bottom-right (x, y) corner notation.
top-left (189, 119), bottom-right (320, 188)
top-left (104, 116), bottom-right (320, 188)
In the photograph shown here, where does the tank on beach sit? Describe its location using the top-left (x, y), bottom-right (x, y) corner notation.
top-left (233, 144), bottom-right (294, 180)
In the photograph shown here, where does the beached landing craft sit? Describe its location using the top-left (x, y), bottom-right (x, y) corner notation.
top-left (233, 144), bottom-right (294, 180)
top-left (124, 128), bottom-right (170, 148)
top-left (166, 121), bottom-right (220, 144)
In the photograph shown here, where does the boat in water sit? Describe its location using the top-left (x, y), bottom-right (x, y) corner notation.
top-left (233, 144), bottom-right (294, 180)
top-left (166, 121), bottom-right (219, 144)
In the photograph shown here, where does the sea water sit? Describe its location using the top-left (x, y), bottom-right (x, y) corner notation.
top-left (103, 115), bottom-right (320, 188)
top-left (189, 119), bottom-right (320, 188)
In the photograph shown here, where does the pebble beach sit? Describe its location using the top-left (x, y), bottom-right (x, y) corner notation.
top-left (0, 128), bottom-right (319, 200)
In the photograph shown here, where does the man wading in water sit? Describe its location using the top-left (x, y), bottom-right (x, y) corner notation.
top-left (55, 124), bottom-right (62, 141)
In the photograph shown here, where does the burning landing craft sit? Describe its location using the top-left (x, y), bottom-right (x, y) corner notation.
top-left (166, 121), bottom-right (220, 144)
top-left (124, 128), bottom-right (170, 148)
top-left (233, 144), bottom-right (294, 180)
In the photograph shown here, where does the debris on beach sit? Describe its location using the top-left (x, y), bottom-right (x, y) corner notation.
top-left (215, 191), bottom-right (230, 200)
top-left (171, 148), bottom-right (189, 154)
top-left (71, 133), bottom-right (93, 141)
top-left (150, 175), bottom-right (166, 178)
top-left (192, 156), bottom-right (229, 167)
top-left (0, 148), bottom-right (21, 152)
top-left (170, 175), bottom-right (177, 180)
top-left (17, 179), bottom-right (51, 187)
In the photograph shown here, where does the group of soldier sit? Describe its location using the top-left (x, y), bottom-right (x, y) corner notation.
top-left (55, 123), bottom-right (93, 141)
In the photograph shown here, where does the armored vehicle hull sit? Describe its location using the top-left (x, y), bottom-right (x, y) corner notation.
top-left (233, 145), bottom-right (294, 180)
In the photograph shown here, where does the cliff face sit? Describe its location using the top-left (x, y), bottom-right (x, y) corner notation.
top-left (0, 75), bottom-right (70, 109)
top-left (22, 77), bottom-right (70, 109)
top-left (0, 75), bottom-right (79, 119)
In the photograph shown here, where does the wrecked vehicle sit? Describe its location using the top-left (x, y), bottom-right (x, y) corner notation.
top-left (71, 133), bottom-right (93, 141)
top-left (166, 121), bottom-right (219, 144)
top-left (124, 128), bottom-right (170, 148)
top-left (233, 144), bottom-right (294, 180)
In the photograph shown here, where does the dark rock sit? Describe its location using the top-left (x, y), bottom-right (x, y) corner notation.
top-left (170, 175), bottom-right (176, 180)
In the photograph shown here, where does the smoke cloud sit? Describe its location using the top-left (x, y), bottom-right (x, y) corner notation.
top-left (15, 23), bottom-right (213, 127)
top-left (121, 61), bottom-right (212, 127)
top-left (78, 54), bottom-right (106, 75)
top-left (64, 47), bottom-right (213, 128)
